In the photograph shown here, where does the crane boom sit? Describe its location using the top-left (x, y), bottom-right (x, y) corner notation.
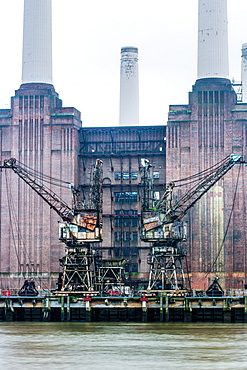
top-left (1, 157), bottom-right (104, 293)
top-left (141, 154), bottom-right (243, 291)
top-left (163, 154), bottom-right (242, 222)
top-left (1, 158), bottom-right (104, 243)
top-left (2, 158), bottom-right (73, 221)
top-left (141, 154), bottom-right (243, 243)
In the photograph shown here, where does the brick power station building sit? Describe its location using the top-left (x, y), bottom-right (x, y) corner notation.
top-left (0, 0), bottom-right (246, 293)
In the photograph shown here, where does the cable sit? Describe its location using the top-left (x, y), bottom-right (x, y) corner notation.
top-left (16, 159), bottom-right (71, 188)
top-left (173, 156), bottom-right (229, 186)
top-left (5, 172), bottom-right (25, 275)
top-left (4, 171), bottom-right (48, 290)
top-left (205, 163), bottom-right (242, 278)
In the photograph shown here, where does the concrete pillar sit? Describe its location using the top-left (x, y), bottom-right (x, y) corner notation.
top-left (184, 297), bottom-right (192, 322)
top-left (159, 295), bottom-right (164, 322)
top-left (61, 296), bottom-right (65, 321)
top-left (84, 295), bottom-right (92, 322)
top-left (66, 295), bottom-right (70, 321)
top-left (140, 295), bottom-right (148, 322)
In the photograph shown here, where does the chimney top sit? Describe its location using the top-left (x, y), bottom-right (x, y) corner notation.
top-left (121, 47), bottom-right (138, 54)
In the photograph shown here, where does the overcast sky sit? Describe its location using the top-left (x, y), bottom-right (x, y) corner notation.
top-left (0, 0), bottom-right (247, 127)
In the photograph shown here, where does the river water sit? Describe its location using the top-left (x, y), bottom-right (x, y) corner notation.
top-left (0, 322), bottom-right (246, 370)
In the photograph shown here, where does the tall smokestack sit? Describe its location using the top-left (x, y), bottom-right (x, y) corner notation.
top-left (197, 0), bottom-right (229, 80)
top-left (241, 43), bottom-right (247, 102)
top-left (22, 0), bottom-right (52, 84)
top-left (119, 47), bottom-right (139, 126)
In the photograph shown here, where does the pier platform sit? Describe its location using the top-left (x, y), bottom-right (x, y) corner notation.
top-left (0, 293), bottom-right (247, 323)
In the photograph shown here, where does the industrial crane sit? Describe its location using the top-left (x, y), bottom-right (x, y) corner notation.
top-left (140, 154), bottom-right (243, 291)
top-left (2, 158), bottom-right (103, 293)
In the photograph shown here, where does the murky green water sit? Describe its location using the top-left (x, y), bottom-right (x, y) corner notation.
top-left (0, 322), bottom-right (246, 369)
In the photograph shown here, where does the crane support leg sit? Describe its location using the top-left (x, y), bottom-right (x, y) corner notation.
top-left (59, 245), bottom-right (98, 292)
top-left (147, 246), bottom-right (185, 291)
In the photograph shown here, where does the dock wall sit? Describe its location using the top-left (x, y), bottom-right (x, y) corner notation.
top-left (1, 295), bottom-right (247, 323)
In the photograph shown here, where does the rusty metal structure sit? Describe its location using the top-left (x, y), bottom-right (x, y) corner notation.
top-left (96, 259), bottom-right (127, 295)
top-left (140, 154), bottom-right (243, 291)
top-left (2, 158), bottom-right (104, 293)
top-left (79, 126), bottom-right (166, 289)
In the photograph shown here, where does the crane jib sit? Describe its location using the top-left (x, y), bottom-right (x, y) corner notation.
top-left (140, 154), bottom-right (244, 243)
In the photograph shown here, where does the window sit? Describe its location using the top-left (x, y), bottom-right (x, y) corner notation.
top-left (131, 247), bottom-right (138, 256)
top-left (123, 172), bottom-right (130, 180)
top-left (115, 192), bottom-right (138, 203)
top-left (123, 231), bottom-right (131, 241)
top-left (114, 218), bottom-right (122, 228)
top-left (132, 231), bottom-right (138, 242)
top-left (123, 248), bottom-right (130, 258)
top-left (123, 219), bottom-right (130, 227)
top-left (154, 191), bottom-right (160, 201)
top-left (114, 216), bottom-right (138, 228)
top-left (115, 209), bottom-right (138, 215)
top-left (114, 231), bottom-right (121, 242)
top-left (114, 248), bottom-right (120, 258)
top-left (153, 171), bottom-right (160, 179)
top-left (131, 218), bottom-right (138, 227)
top-left (132, 263), bottom-right (138, 273)
top-left (114, 172), bottom-right (138, 181)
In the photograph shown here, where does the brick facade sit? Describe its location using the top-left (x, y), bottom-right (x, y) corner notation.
top-left (0, 83), bottom-right (81, 290)
top-left (2, 77), bottom-right (246, 293)
top-left (79, 126), bottom-right (166, 287)
top-left (0, 87), bottom-right (166, 291)
top-left (167, 78), bottom-right (247, 291)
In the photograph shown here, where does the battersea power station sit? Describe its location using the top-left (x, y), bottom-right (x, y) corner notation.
top-left (0, 0), bottom-right (247, 295)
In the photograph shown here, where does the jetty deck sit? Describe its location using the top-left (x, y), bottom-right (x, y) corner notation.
top-left (0, 293), bottom-right (247, 323)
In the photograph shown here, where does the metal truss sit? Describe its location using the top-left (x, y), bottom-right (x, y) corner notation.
top-left (147, 246), bottom-right (185, 290)
top-left (96, 259), bottom-right (126, 294)
top-left (60, 246), bottom-right (98, 292)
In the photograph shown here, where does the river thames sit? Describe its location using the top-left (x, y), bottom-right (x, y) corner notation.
top-left (0, 322), bottom-right (246, 369)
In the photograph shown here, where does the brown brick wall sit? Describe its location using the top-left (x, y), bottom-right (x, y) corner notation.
top-left (0, 83), bottom-right (81, 290)
top-left (167, 78), bottom-right (247, 291)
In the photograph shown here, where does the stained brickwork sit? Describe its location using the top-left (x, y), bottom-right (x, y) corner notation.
top-left (0, 83), bottom-right (81, 290)
top-left (167, 78), bottom-right (247, 291)
top-left (0, 91), bottom-right (166, 291)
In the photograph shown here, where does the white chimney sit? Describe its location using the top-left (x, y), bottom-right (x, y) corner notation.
top-left (197, 0), bottom-right (229, 80)
top-left (22, 0), bottom-right (53, 84)
top-left (119, 47), bottom-right (139, 126)
top-left (241, 43), bottom-right (247, 102)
